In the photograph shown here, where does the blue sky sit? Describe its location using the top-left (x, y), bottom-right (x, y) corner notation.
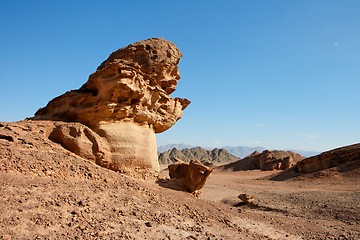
top-left (0, 1), bottom-right (359, 152)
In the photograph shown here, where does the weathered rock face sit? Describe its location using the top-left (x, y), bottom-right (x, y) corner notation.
top-left (259, 150), bottom-right (303, 171)
top-left (93, 122), bottom-right (158, 173)
top-left (0, 120), bottom-right (114, 179)
top-left (297, 143), bottom-right (360, 173)
top-left (48, 121), bottom-right (112, 168)
top-left (34, 38), bottom-right (190, 131)
top-left (33, 38), bottom-right (190, 176)
top-left (238, 193), bottom-right (255, 205)
top-left (167, 160), bottom-right (213, 194)
top-left (219, 150), bottom-right (304, 171)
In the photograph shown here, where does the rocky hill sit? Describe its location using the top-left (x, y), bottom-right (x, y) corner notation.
top-left (158, 144), bottom-right (266, 158)
top-left (157, 144), bottom-right (195, 153)
top-left (296, 143), bottom-right (360, 173)
top-left (219, 150), bottom-right (305, 171)
top-left (158, 144), bottom-right (319, 158)
top-left (268, 143), bottom-right (360, 181)
top-left (158, 147), bottom-right (240, 166)
top-left (0, 120), bottom-right (262, 239)
top-left (2, 121), bottom-right (358, 239)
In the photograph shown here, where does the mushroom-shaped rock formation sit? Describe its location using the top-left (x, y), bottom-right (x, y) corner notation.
top-left (33, 38), bottom-right (190, 177)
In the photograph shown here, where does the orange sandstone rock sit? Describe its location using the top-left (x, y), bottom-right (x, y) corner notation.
top-left (297, 143), bottom-right (360, 173)
top-left (168, 160), bottom-right (213, 194)
top-left (33, 38), bottom-right (190, 176)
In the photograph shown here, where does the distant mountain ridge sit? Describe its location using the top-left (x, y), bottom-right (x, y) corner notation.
top-left (158, 147), bottom-right (239, 166)
top-left (158, 144), bottom-right (319, 158)
top-left (157, 144), bottom-right (195, 153)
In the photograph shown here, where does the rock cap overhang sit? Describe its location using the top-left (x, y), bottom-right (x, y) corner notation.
top-left (32, 38), bottom-right (190, 176)
top-left (34, 38), bottom-right (190, 133)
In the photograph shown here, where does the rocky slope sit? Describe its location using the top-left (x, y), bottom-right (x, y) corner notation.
top-left (158, 147), bottom-right (240, 166)
top-left (157, 143), bottom-right (194, 153)
top-left (219, 150), bottom-right (305, 171)
top-left (296, 143), bottom-right (360, 173)
top-left (158, 144), bottom-right (319, 158)
top-left (0, 120), bottom-right (263, 239)
top-left (261, 143), bottom-right (360, 181)
top-left (158, 144), bottom-right (266, 158)
top-left (1, 121), bottom-right (359, 239)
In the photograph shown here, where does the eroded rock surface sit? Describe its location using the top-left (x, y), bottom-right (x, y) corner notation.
top-left (259, 150), bottom-right (303, 171)
top-left (238, 193), bottom-right (255, 205)
top-left (33, 38), bottom-right (190, 176)
top-left (219, 150), bottom-right (304, 171)
top-left (0, 120), bottom-right (110, 179)
top-left (297, 143), bottom-right (360, 173)
top-left (34, 38), bottom-right (190, 132)
top-left (167, 160), bottom-right (213, 194)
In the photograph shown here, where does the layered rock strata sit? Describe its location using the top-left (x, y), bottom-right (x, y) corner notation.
top-left (219, 150), bottom-right (304, 171)
top-left (33, 38), bottom-right (190, 176)
top-left (297, 143), bottom-right (360, 173)
top-left (258, 150), bottom-right (304, 171)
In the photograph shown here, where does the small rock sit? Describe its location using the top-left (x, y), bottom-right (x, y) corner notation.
top-left (238, 193), bottom-right (255, 204)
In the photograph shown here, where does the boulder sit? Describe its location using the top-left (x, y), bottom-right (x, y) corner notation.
top-left (0, 120), bottom-right (115, 179)
top-left (238, 193), bottom-right (255, 204)
top-left (33, 38), bottom-right (190, 176)
top-left (168, 160), bottom-right (213, 194)
top-left (48, 121), bottom-right (112, 168)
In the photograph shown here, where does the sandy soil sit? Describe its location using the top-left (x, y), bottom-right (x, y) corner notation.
top-left (200, 169), bottom-right (360, 240)
top-left (1, 124), bottom-right (359, 240)
top-left (1, 165), bottom-right (360, 240)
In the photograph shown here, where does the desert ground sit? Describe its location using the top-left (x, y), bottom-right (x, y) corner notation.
top-left (201, 169), bottom-right (359, 239)
top-left (1, 150), bottom-right (359, 239)
top-left (159, 163), bottom-right (360, 239)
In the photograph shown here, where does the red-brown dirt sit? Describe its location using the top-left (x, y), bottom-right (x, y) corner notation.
top-left (200, 169), bottom-right (360, 239)
top-left (1, 121), bottom-right (359, 239)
